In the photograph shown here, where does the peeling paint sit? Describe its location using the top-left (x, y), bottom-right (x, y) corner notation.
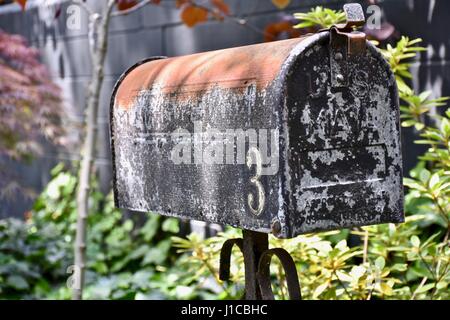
top-left (110, 32), bottom-right (404, 239)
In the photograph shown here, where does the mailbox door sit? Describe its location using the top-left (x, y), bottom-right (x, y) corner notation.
top-left (284, 32), bottom-right (404, 236)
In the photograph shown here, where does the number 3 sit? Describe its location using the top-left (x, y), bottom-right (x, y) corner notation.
top-left (246, 147), bottom-right (265, 216)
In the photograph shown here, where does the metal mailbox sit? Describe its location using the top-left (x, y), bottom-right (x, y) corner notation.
top-left (110, 6), bottom-right (404, 239)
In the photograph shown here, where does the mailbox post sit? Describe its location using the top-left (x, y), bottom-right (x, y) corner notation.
top-left (110, 4), bottom-right (404, 299)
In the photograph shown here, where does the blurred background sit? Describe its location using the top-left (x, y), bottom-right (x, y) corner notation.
top-left (0, 0), bottom-right (449, 300)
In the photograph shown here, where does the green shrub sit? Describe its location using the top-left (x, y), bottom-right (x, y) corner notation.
top-left (0, 164), bottom-right (190, 299)
top-left (170, 11), bottom-right (449, 301)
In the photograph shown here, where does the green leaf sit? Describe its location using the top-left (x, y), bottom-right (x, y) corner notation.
top-left (140, 214), bottom-right (160, 242)
top-left (403, 178), bottom-right (427, 192)
top-left (436, 281), bottom-right (448, 290)
top-left (440, 118), bottom-right (450, 136)
top-left (142, 240), bottom-right (171, 266)
top-left (410, 235), bottom-right (420, 247)
top-left (419, 91), bottom-right (432, 101)
top-left (349, 266), bottom-right (366, 279)
top-left (6, 275), bottom-right (29, 290)
top-left (162, 218), bottom-right (180, 234)
top-left (128, 244), bottom-right (151, 260)
top-left (414, 123), bottom-right (425, 131)
top-left (313, 282), bottom-right (329, 299)
top-left (401, 119), bottom-right (416, 127)
top-left (419, 169), bottom-right (431, 184)
top-left (379, 282), bottom-right (393, 296)
top-left (415, 283), bottom-right (435, 294)
top-left (429, 173), bottom-right (440, 190)
top-left (335, 239), bottom-right (347, 250)
top-left (391, 263), bottom-right (408, 272)
top-left (123, 220), bottom-right (133, 232)
top-left (407, 251), bottom-right (418, 261)
top-left (375, 256), bottom-right (385, 270)
top-left (175, 285), bottom-right (195, 299)
top-left (293, 7), bottom-right (346, 29)
top-left (335, 270), bottom-right (353, 282)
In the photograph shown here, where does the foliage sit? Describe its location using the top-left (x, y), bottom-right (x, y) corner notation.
top-left (0, 29), bottom-right (63, 160)
top-left (0, 164), bottom-right (190, 300)
top-left (380, 37), bottom-right (426, 96)
top-left (169, 9), bottom-right (450, 300)
top-left (0, 29), bottom-right (64, 198)
top-left (0, 218), bottom-right (71, 299)
top-left (293, 7), bottom-right (346, 30)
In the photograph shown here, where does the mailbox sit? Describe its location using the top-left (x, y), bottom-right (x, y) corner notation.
top-left (110, 8), bottom-right (404, 238)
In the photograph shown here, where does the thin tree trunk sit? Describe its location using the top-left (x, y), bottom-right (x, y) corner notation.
top-left (73, 0), bottom-right (116, 300)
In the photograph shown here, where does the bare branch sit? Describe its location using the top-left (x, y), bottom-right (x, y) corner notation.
top-left (362, 228), bottom-right (369, 264)
top-left (411, 276), bottom-right (428, 300)
top-left (73, 0), bottom-right (116, 300)
top-left (88, 14), bottom-right (100, 61)
top-left (109, 0), bottom-right (269, 38)
top-left (191, 2), bottom-right (270, 38)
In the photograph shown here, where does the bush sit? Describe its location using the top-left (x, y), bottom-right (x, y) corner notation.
top-left (170, 10), bottom-right (449, 300)
top-left (0, 164), bottom-right (190, 300)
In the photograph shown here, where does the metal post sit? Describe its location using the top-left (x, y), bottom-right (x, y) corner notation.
top-left (242, 230), bottom-right (269, 300)
top-left (219, 229), bottom-right (301, 300)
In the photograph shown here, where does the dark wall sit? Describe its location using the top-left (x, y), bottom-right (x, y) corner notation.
top-left (0, 0), bottom-right (448, 218)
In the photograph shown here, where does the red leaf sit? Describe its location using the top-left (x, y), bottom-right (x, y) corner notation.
top-left (116, 0), bottom-right (138, 11)
top-left (14, 0), bottom-right (27, 11)
top-left (264, 21), bottom-right (300, 42)
top-left (271, 0), bottom-right (290, 10)
top-left (150, 0), bottom-right (161, 4)
top-left (181, 5), bottom-right (208, 27)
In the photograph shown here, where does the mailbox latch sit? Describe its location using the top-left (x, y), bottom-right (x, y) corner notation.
top-left (329, 3), bottom-right (366, 88)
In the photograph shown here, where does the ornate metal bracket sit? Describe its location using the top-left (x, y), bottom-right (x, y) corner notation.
top-left (219, 230), bottom-right (301, 300)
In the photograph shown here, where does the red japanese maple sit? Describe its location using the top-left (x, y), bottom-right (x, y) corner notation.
top-left (0, 29), bottom-right (65, 198)
top-left (0, 29), bottom-right (64, 161)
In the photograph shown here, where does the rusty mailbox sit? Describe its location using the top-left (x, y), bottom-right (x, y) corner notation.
top-left (110, 4), bottom-right (403, 240)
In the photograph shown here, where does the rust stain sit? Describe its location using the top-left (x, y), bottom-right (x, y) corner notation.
top-left (115, 37), bottom-right (308, 110)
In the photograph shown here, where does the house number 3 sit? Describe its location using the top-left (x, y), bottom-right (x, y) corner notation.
top-left (246, 147), bottom-right (265, 216)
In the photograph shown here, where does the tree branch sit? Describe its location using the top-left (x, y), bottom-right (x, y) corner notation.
top-left (362, 228), bottom-right (369, 264)
top-left (110, 0), bottom-right (270, 38)
top-left (73, 0), bottom-right (116, 301)
top-left (192, 2), bottom-right (270, 38)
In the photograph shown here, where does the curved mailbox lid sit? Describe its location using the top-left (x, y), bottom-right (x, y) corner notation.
top-left (113, 36), bottom-right (308, 109)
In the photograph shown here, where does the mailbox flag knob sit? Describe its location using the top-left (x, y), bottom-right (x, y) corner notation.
top-left (342, 3), bottom-right (365, 29)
